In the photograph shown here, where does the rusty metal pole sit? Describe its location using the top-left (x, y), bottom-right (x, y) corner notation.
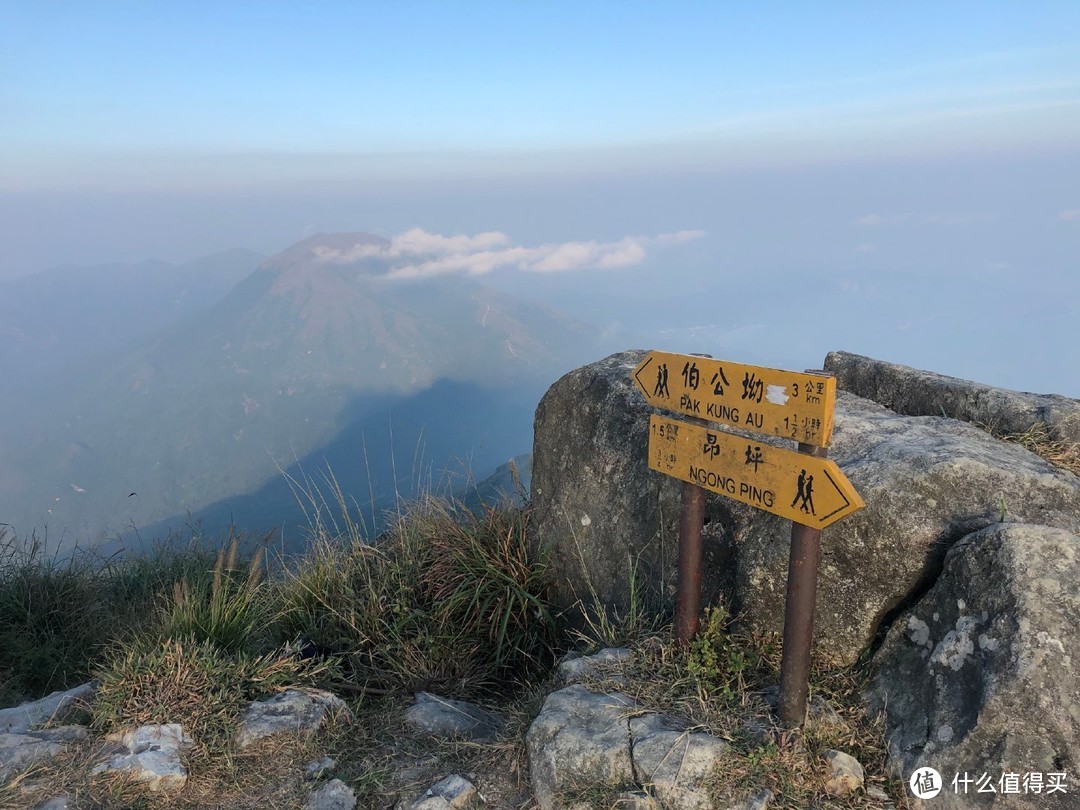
top-left (676, 480), bottom-right (705, 646)
top-left (778, 370), bottom-right (833, 727)
top-left (675, 353), bottom-right (711, 648)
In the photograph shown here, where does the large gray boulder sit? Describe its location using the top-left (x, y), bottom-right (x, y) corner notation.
top-left (530, 350), bottom-right (734, 621)
top-left (825, 351), bottom-right (1080, 445)
top-left (868, 523), bottom-right (1079, 808)
top-left (530, 351), bottom-right (1080, 665)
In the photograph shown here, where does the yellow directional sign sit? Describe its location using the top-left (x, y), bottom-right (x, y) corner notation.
top-left (632, 351), bottom-right (837, 447)
top-left (648, 414), bottom-right (864, 528)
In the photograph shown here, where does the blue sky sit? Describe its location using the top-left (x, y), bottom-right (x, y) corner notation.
top-left (5, 2), bottom-right (1080, 186)
top-left (2, 2), bottom-right (1078, 394)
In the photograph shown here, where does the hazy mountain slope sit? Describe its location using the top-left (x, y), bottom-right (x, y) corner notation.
top-left (0, 248), bottom-right (264, 376)
top-left (0, 249), bottom-right (266, 431)
top-left (0, 234), bottom-right (598, 549)
top-left (124, 384), bottom-right (542, 557)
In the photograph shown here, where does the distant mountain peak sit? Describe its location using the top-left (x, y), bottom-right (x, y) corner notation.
top-left (261, 232), bottom-right (391, 274)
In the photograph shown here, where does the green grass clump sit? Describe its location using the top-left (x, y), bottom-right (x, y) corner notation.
top-left (0, 530), bottom-right (112, 705)
top-left (0, 527), bottom-right (278, 708)
top-left (275, 496), bottom-right (557, 695)
top-left (159, 533), bottom-right (271, 654)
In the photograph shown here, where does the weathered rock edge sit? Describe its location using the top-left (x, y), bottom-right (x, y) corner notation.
top-left (825, 350), bottom-right (1080, 445)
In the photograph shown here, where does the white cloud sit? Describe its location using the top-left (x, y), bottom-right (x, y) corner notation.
top-left (390, 228), bottom-right (512, 256)
top-left (313, 228), bottom-right (705, 279)
top-left (1058, 209), bottom-right (1080, 222)
top-left (854, 214), bottom-right (882, 226)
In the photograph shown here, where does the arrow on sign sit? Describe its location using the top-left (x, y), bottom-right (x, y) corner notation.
top-left (633, 351), bottom-right (836, 447)
top-left (647, 414), bottom-right (864, 528)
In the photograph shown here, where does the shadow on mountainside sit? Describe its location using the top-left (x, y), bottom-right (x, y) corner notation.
top-left (105, 377), bottom-right (544, 558)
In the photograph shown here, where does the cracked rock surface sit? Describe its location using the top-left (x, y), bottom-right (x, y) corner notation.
top-left (630, 713), bottom-right (728, 809)
top-left (526, 684), bottom-right (731, 810)
top-left (0, 726), bottom-right (88, 782)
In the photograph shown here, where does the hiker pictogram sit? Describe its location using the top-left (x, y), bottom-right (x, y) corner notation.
top-left (791, 470), bottom-right (816, 515)
top-left (654, 363), bottom-right (670, 398)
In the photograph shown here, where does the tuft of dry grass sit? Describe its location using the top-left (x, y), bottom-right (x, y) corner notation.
top-left (978, 419), bottom-right (1080, 476)
top-left (90, 635), bottom-right (338, 764)
top-left (1002, 422), bottom-right (1080, 475)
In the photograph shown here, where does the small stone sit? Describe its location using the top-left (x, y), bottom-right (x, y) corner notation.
top-left (823, 749), bottom-right (864, 796)
top-left (410, 774), bottom-right (479, 809)
top-left (93, 723), bottom-right (191, 791)
top-left (306, 777), bottom-right (356, 810)
top-left (236, 688), bottom-right (349, 749)
top-left (734, 789), bottom-right (773, 809)
top-left (305, 755), bottom-right (336, 780)
top-left (557, 648), bottom-right (633, 683)
top-left (725, 789), bottom-right (773, 810)
top-left (405, 693), bottom-right (504, 742)
top-left (866, 785), bottom-right (890, 801)
top-left (613, 790), bottom-right (657, 809)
